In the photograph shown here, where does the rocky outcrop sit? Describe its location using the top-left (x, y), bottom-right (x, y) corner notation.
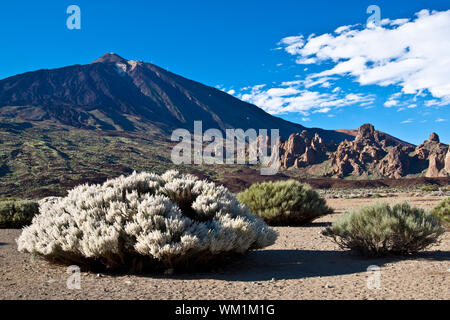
top-left (275, 124), bottom-right (448, 179)
top-left (446, 149), bottom-right (450, 174)
top-left (279, 131), bottom-right (327, 168)
top-left (329, 124), bottom-right (387, 177)
top-left (378, 145), bottom-right (410, 179)
top-left (355, 123), bottom-right (377, 141)
top-left (429, 132), bottom-right (440, 142)
top-left (427, 153), bottom-right (443, 177)
top-left (326, 124), bottom-right (430, 178)
top-left (414, 133), bottom-right (449, 177)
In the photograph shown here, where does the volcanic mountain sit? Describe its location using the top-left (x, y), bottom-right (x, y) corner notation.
top-left (0, 53), bottom-right (349, 141)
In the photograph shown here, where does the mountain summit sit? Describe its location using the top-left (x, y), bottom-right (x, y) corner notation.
top-left (0, 53), bottom-right (350, 141)
top-left (91, 52), bottom-right (129, 64)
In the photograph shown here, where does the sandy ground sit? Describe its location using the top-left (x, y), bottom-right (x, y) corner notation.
top-left (0, 195), bottom-right (448, 300)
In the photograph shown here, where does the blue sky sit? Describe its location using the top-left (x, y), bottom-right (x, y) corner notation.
top-left (0, 0), bottom-right (449, 144)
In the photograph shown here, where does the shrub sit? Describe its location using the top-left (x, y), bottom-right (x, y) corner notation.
top-left (432, 197), bottom-right (450, 227)
top-left (237, 180), bottom-right (333, 226)
top-left (0, 197), bottom-right (19, 202)
top-left (17, 170), bottom-right (277, 272)
top-left (0, 199), bottom-right (39, 228)
top-left (421, 185), bottom-right (439, 192)
top-left (323, 202), bottom-right (444, 256)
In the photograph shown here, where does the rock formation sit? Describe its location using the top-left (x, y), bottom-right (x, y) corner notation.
top-left (414, 133), bottom-right (449, 177)
top-left (378, 145), bottom-right (410, 179)
top-left (278, 130), bottom-right (327, 168)
top-left (329, 124), bottom-right (388, 177)
top-left (255, 124), bottom-right (448, 179)
top-left (445, 148), bottom-right (450, 174)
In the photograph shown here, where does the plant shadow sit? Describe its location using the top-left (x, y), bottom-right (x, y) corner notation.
top-left (145, 249), bottom-right (450, 282)
top-left (302, 221), bottom-right (332, 228)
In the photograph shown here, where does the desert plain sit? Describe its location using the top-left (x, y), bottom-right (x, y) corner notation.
top-left (0, 193), bottom-right (448, 300)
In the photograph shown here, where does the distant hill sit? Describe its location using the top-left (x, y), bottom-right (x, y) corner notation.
top-left (0, 53), bottom-right (350, 142)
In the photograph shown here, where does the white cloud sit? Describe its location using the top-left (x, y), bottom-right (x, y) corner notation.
top-left (313, 107), bottom-right (331, 113)
top-left (301, 117), bottom-right (311, 122)
top-left (303, 77), bottom-right (336, 88)
top-left (435, 118), bottom-right (447, 122)
top-left (279, 9), bottom-right (450, 105)
top-left (239, 83), bottom-right (375, 115)
top-left (424, 97), bottom-right (450, 106)
top-left (335, 25), bottom-right (357, 34)
top-left (227, 89), bottom-right (235, 95)
top-left (279, 35), bottom-right (305, 55)
top-left (401, 118), bottom-right (414, 124)
top-left (360, 101), bottom-right (374, 107)
top-left (384, 92), bottom-right (404, 107)
top-left (332, 87), bottom-right (341, 93)
top-left (384, 100), bottom-right (398, 107)
top-left (390, 18), bottom-right (410, 26)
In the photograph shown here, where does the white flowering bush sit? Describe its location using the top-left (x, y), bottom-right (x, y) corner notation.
top-left (17, 170), bottom-right (277, 272)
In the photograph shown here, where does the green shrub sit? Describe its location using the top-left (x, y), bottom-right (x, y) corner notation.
top-left (0, 197), bottom-right (20, 202)
top-left (0, 199), bottom-right (39, 228)
top-left (237, 180), bottom-right (333, 226)
top-left (421, 185), bottom-right (439, 192)
top-left (323, 202), bottom-right (444, 256)
top-left (432, 197), bottom-right (450, 227)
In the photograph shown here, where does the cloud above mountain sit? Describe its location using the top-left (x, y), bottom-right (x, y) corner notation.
top-left (238, 9), bottom-right (450, 117)
top-left (280, 9), bottom-right (450, 105)
top-left (239, 83), bottom-right (374, 115)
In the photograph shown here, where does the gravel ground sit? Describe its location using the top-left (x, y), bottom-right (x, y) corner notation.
top-left (0, 195), bottom-right (448, 300)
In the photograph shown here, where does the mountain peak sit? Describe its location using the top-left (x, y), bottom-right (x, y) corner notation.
top-left (429, 132), bottom-right (440, 142)
top-left (355, 123), bottom-right (376, 141)
top-left (91, 53), bottom-right (128, 64)
top-left (0, 53), bottom-right (351, 141)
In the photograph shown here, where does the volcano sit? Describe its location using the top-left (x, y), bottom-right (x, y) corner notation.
top-left (0, 53), bottom-right (350, 141)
